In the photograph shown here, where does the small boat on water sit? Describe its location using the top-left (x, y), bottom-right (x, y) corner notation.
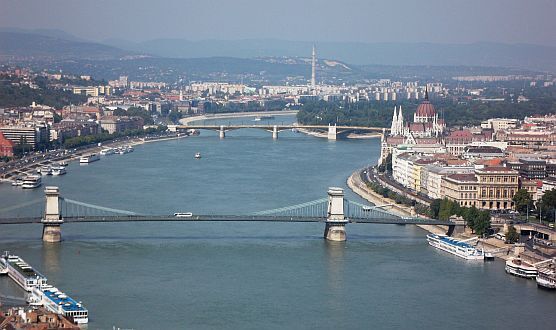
top-left (11, 177), bottom-right (23, 186)
top-left (195, 152), bottom-right (201, 159)
top-left (254, 115), bottom-right (275, 121)
top-left (39, 165), bottom-right (52, 175)
top-left (505, 257), bottom-right (538, 279)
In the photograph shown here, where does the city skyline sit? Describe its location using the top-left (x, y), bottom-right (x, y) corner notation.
top-left (0, 0), bottom-right (555, 46)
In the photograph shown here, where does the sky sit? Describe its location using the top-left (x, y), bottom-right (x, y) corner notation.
top-left (1, 0), bottom-right (555, 46)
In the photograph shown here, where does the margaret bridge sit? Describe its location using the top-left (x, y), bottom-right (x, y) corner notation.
top-left (0, 186), bottom-right (458, 243)
top-left (177, 124), bottom-right (387, 140)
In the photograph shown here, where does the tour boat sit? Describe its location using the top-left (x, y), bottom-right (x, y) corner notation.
top-left (51, 166), bottom-right (67, 176)
top-left (0, 252), bottom-right (48, 291)
top-left (39, 165), bottom-right (52, 175)
top-left (535, 260), bottom-right (556, 289)
top-left (100, 147), bottom-right (115, 156)
top-left (38, 286), bottom-right (89, 324)
top-left (195, 152), bottom-right (201, 159)
top-left (426, 234), bottom-right (485, 260)
top-left (21, 175), bottom-right (42, 189)
top-left (79, 153), bottom-right (100, 164)
top-left (505, 257), bottom-right (538, 279)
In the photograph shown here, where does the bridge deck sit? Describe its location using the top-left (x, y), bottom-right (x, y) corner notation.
top-left (0, 215), bottom-right (456, 226)
top-left (178, 124), bottom-right (387, 132)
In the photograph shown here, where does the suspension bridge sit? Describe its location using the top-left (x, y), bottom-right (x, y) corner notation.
top-left (0, 186), bottom-right (458, 242)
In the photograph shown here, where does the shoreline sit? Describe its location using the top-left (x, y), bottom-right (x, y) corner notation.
top-left (347, 167), bottom-right (519, 260)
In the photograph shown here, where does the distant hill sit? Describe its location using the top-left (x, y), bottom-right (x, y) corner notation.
top-left (0, 31), bottom-right (142, 61)
top-left (103, 38), bottom-right (556, 72)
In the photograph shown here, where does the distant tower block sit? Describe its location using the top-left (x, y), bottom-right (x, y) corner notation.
top-left (311, 45), bottom-right (317, 91)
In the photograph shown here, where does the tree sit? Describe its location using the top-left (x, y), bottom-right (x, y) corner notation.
top-left (513, 189), bottom-right (533, 214)
top-left (429, 199), bottom-right (441, 219)
top-left (463, 206), bottom-right (480, 232)
top-left (505, 225), bottom-right (520, 244)
top-left (539, 189), bottom-right (556, 223)
top-left (474, 211), bottom-right (491, 236)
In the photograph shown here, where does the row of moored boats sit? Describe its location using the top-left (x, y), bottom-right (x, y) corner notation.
top-left (0, 252), bottom-right (88, 324)
top-left (427, 233), bottom-right (556, 290)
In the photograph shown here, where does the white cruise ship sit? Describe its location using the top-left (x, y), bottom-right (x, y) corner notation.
top-left (505, 257), bottom-right (538, 279)
top-left (36, 286), bottom-right (89, 324)
top-left (0, 252), bottom-right (48, 291)
top-left (79, 153), bottom-right (100, 164)
top-left (426, 234), bottom-right (485, 260)
top-left (535, 259), bottom-right (556, 289)
top-left (21, 175), bottom-right (42, 189)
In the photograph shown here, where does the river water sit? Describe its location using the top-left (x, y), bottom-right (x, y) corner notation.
top-left (0, 116), bottom-right (554, 329)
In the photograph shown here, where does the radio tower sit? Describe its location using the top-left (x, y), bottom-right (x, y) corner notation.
top-left (311, 45), bottom-right (316, 91)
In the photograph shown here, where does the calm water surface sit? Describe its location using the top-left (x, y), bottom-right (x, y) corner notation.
top-left (0, 116), bottom-right (554, 329)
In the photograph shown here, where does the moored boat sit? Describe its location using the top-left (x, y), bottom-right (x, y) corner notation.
top-left (426, 234), bottom-right (485, 260)
top-left (535, 259), bottom-right (556, 290)
top-left (505, 257), bottom-right (538, 279)
top-left (100, 147), bottom-right (116, 156)
top-left (51, 166), bottom-right (67, 176)
top-left (21, 175), bottom-right (42, 189)
top-left (79, 153), bottom-right (100, 164)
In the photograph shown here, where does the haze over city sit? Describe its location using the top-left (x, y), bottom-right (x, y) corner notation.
top-left (1, 0), bottom-right (556, 329)
top-left (1, 0), bottom-right (555, 45)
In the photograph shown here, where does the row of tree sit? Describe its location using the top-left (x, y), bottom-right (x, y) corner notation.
top-left (63, 126), bottom-right (166, 149)
top-left (430, 199), bottom-right (491, 236)
top-left (296, 96), bottom-right (556, 127)
top-left (513, 188), bottom-right (556, 222)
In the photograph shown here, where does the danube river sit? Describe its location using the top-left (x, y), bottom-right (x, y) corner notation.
top-left (0, 116), bottom-right (554, 329)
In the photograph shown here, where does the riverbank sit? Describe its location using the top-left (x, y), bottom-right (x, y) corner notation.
top-left (347, 167), bottom-right (528, 261)
top-left (0, 133), bottom-right (189, 181)
top-left (347, 169), bottom-right (449, 236)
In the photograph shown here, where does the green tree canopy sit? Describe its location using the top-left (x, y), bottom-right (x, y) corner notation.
top-left (513, 189), bottom-right (533, 214)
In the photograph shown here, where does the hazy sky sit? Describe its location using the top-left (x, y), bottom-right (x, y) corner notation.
top-left (1, 0), bottom-right (555, 45)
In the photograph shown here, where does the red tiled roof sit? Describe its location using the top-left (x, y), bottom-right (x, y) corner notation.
top-left (415, 100), bottom-right (436, 117)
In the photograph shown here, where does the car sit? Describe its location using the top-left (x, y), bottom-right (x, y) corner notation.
top-left (174, 212), bottom-right (193, 217)
top-left (495, 233), bottom-right (506, 241)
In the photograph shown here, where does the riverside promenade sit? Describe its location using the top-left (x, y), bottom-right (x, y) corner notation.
top-left (347, 169), bottom-right (448, 235)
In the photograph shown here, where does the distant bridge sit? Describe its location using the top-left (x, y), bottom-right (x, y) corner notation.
top-left (178, 124), bottom-right (387, 140)
top-left (0, 186), bottom-right (457, 242)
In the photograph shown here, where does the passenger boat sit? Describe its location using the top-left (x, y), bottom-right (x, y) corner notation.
top-left (426, 234), bottom-right (485, 260)
top-left (0, 252), bottom-right (48, 291)
top-left (37, 286), bottom-right (89, 324)
top-left (117, 146), bottom-right (134, 154)
top-left (58, 161), bottom-right (68, 167)
top-left (505, 257), bottom-right (538, 279)
top-left (195, 152), bottom-right (201, 159)
top-left (100, 147), bottom-right (115, 156)
top-left (79, 153), bottom-right (100, 164)
top-left (21, 175), bottom-right (42, 189)
top-left (535, 260), bottom-right (556, 289)
top-left (39, 165), bottom-right (52, 175)
top-left (1, 252), bottom-right (89, 324)
top-left (51, 166), bottom-right (67, 176)
top-left (11, 177), bottom-right (23, 186)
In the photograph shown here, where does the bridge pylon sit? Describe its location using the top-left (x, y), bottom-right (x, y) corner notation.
top-left (219, 125), bottom-right (226, 139)
top-left (272, 125), bottom-right (278, 139)
top-left (41, 186), bottom-right (63, 243)
top-left (327, 124), bottom-right (337, 140)
top-left (324, 187), bottom-right (348, 241)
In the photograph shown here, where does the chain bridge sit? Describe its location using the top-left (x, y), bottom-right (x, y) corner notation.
top-left (0, 186), bottom-right (458, 242)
